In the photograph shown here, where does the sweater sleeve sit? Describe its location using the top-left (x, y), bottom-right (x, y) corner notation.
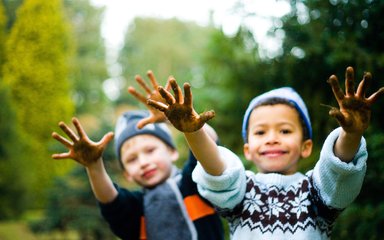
top-left (98, 184), bottom-right (143, 239)
top-left (312, 127), bottom-right (367, 209)
top-left (192, 146), bottom-right (246, 209)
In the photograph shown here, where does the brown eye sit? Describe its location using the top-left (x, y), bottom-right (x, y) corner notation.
top-left (254, 130), bottom-right (265, 136)
top-left (281, 129), bottom-right (291, 134)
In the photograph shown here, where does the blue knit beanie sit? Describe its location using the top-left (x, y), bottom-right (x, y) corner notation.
top-left (241, 87), bottom-right (312, 143)
top-left (115, 110), bottom-right (176, 164)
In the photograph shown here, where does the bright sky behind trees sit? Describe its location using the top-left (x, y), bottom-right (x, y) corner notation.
top-left (89, 0), bottom-right (291, 100)
top-left (90, 0), bottom-right (290, 55)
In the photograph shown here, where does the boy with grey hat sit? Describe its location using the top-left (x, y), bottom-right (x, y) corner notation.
top-left (52, 110), bottom-right (224, 240)
top-left (148, 66), bottom-right (384, 239)
top-left (51, 71), bottom-right (224, 240)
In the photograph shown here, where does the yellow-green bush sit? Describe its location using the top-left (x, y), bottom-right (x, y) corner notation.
top-left (2, 0), bottom-right (75, 208)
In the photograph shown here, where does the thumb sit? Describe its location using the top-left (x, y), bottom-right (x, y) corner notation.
top-left (100, 132), bottom-right (114, 146)
top-left (136, 118), bottom-right (152, 129)
top-left (329, 108), bottom-right (348, 127)
top-left (200, 110), bottom-right (215, 123)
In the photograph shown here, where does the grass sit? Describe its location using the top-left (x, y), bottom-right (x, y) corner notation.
top-left (0, 221), bottom-right (37, 240)
top-left (0, 221), bottom-right (79, 240)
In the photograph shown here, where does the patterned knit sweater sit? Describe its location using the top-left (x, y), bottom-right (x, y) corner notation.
top-left (192, 128), bottom-right (367, 240)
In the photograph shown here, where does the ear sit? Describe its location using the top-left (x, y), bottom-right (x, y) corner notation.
top-left (165, 145), bottom-right (179, 163)
top-left (170, 149), bottom-right (179, 163)
top-left (300, 139), bottom-right (313, 159)
top-left (243, 143), bottom-right (252, 161)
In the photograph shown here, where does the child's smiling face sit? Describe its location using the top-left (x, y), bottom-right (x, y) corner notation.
top-left (243, 104), bottom-right (313, 175)
top-left (120, 134), bottom-right (179, 188)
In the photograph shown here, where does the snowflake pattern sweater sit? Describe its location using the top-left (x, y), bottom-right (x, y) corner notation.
top-left (192, 128), bottom-right (367, 240)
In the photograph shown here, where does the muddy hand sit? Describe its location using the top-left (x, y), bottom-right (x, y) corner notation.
top-left (147, 78), bottom-right (215, 132)
top-left (51, 118), bottom-right (114, 167)
top-left (128, 70), bottom-right (171, 128)
top-left (327, 66), bottom-right (384, 134)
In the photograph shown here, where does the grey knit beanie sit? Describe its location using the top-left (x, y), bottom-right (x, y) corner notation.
top-left (115, 110), bottom-right (176, 165)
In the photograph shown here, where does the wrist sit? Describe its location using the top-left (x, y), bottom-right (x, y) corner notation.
top-left (335, 129), bottom-right (362, 162)
top-left (339, 128), bottom-right (363, 141)
top-left (85, 158), bottom-right (104, 172)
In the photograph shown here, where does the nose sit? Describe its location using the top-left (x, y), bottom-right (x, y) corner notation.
top-left (265, 131), bottom-right (279, 144)
top-left (138, 154), bottom-right (150, 167)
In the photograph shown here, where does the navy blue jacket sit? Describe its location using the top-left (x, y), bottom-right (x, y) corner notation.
top-left (99, 153), bottom-right (224, 240)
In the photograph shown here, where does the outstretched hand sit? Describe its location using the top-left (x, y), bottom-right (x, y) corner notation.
top-left (327, 66), bottom-right (384, 135)
top-left (128, 70), bottom-right (171, 129)
top-left (51, 118), bottom-right (114, 167)
top-left (147, 78), bottom-right (215, 132)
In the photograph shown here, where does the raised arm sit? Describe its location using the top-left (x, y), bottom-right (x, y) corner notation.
top-left (327, 66), bottom-right (384, 162)
top-left (51, 118), bottom-right (117, 203)
top-left (147, 78), bottom-right (226, 176)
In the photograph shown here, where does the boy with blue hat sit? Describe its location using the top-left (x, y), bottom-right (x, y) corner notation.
top-left (148, 66), bottom-right (384, 239)
top-left (51, 71), bottom-right (224, 240)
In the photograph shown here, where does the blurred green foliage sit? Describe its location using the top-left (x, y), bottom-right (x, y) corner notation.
top-left (0, 1), bottom-right (6, 64)
top-left (0, 0), bottom-right (23, 29)
top-left (0, 0), bottom-right (115, 237)
top-left (63, 0), bottom-right (109, 115)
top-left (0, 83), bottom-right (32, 219)
top-left (2, 0), bottom-right (74, 207)
top-left (199, 27), bottom-right (262, 153)
top-left (29, 167), bottom-right (118, 240)
top-left (117, 17), bottom-right (215, 107)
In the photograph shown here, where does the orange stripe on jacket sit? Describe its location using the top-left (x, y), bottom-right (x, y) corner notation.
top-left (139, 194), bottom-right (215, 239)
top-left (184, 194), bottom-right (216, 221)
top-left (140, 216), bottom-right (147, 240)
